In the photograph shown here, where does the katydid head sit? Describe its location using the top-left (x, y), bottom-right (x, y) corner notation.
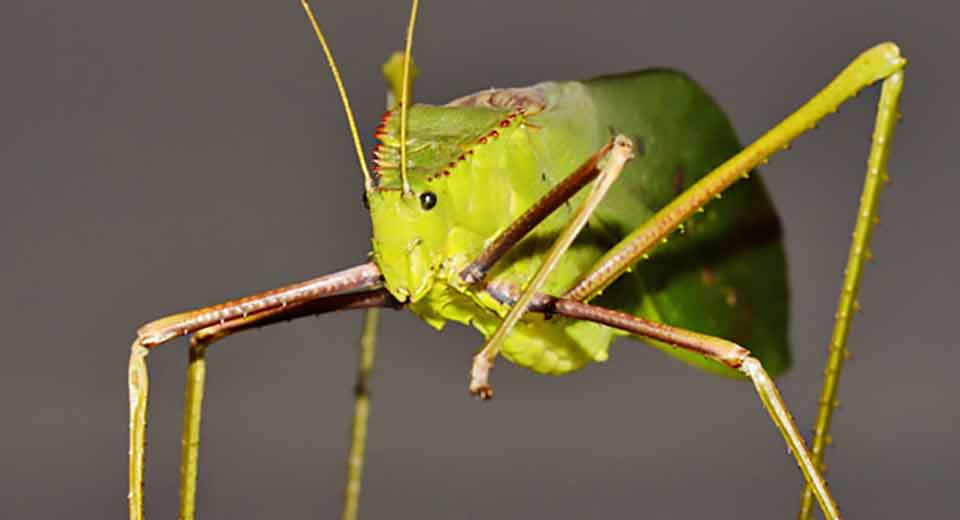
top-left (366, 104), bottom-right (504, 303)
top-left (366, 95), bottom-right (549, 305)
top-left (366, 185), bottom-right (449, 304)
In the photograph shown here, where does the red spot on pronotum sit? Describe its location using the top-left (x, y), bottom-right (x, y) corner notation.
top-left (488, 130), bottom-right (499, 139)
top-left (448, 162), bottom-right (456, 168)
top-left (458, 154), bottom-right (466, 161)
top-left (443, 170), bottom-right (450, 176)
top-left (478, 137), bottom-right (487, 144)
top-left (467, 150), bottom-right (474, 155)
top-left (499, 119), bottom-right (511, 128)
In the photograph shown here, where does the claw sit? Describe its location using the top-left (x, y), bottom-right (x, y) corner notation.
top-left (470, 384), bottom-right (494, 401)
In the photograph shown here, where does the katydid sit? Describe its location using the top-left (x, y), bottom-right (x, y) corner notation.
top-left (127, 1), bottom-right (905, 519)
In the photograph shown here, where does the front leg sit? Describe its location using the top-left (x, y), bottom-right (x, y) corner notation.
top-left (128, 262), bottom-right (391, 520)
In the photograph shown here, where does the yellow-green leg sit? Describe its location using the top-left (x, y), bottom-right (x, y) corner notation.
top-left (178, 336), bottom-right (209, 520)
top-left (177, 315), bottom-right (254, 520)
top-left (128, 343), bottom-right (149, 520)
top-left (173, 295), bottom-right (391, 520)
top-left (175, 299), bottom-right (391, 520)
top-left (555, 44), bottom-right (906, 520)
top-left (179, 303), bottom-right (386, 520)
top-left (342, 308), bottom-right (379, 520)
top-left (565, 43), bottom-right (906, 302)
top-left (798, 65), bottom-right (905, 520)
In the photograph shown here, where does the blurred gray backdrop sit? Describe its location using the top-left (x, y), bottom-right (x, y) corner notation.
top-left (3, 1), bottom-right (957, 518)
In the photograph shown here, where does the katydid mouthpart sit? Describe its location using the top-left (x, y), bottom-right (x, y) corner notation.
top-left (127, 2), bottom-right (905, 519)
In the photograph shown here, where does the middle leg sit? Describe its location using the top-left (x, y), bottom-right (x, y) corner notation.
top-left (175, 289), bottom-right (397, 520)
top-left (485, 284), bottom-right (841, 520)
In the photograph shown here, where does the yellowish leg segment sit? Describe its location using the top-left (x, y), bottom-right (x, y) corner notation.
top-left (172, 295), bottom-right (392, 520)
top-left (552, 44), bottom-right (905, 520)
top-left (179, 339), bottom-right (207, 520)
top-left (565, 43), bottom-right (906, 302)
top-left (342, 308), bottom-right (379, 520)
top-left (798, 67), bottom-right (905, 520)
top-left (128, 344), bottom-right (149, 520)
top-left (178, 310), bottom-right (289, 520)
top-left (155, 292), bottom-right (393, 520)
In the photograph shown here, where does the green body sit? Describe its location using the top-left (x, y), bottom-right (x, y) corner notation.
top-left (368, 70), bottom-right (789, 376)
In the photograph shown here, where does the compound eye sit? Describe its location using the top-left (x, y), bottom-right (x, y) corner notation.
top-left (419, 191), bottom-right (437, 210)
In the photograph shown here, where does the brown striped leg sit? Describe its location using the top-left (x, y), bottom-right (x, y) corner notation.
top-left (128, 262), bottom-right (390, 520)
top-left (176, 290), bottom-right (395, 520)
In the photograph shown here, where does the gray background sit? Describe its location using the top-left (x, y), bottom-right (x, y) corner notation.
top-left (3, 1), bottom-right (957, 518)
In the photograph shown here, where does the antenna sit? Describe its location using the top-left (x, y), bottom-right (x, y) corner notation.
top-left (300, 1), bottom-right (375, 191)
top-left (399, 0), bottom-right (420, 195)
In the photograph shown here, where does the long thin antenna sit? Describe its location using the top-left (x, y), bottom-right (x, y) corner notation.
top-left (300, 0), bottom-right (374, 191)
top-left (399, 0), bottom-right (420, 195)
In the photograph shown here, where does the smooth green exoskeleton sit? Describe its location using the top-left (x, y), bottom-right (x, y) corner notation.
top-left (127, 2), bottom-right (905, 520)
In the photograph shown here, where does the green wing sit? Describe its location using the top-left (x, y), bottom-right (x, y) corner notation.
top-left (581, 70), bottom-right (790, 376)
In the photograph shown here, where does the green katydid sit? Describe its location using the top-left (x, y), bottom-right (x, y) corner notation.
top-left (127, 1), bottom-right (905, 519)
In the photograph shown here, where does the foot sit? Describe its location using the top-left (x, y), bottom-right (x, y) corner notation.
top-left (468, 352), bottom-right (495, 400)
